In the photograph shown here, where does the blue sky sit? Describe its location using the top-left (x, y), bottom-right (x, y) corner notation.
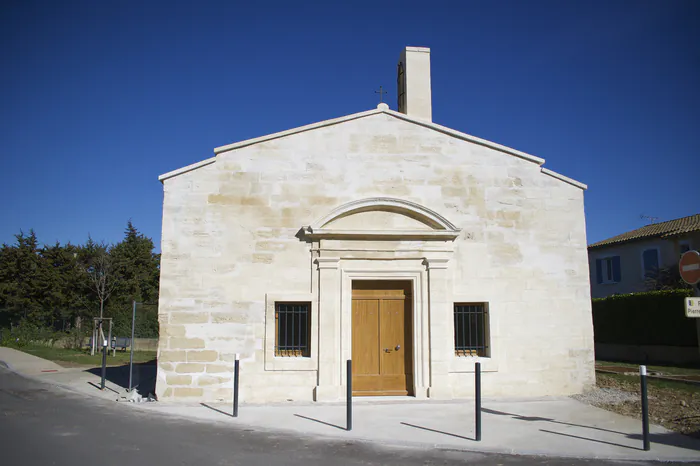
top-left (1, 0), bottom-right (698, 251)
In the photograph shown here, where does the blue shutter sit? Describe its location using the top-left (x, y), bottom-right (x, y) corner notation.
top-left (612, 256), bottom-right (622, 282)
top-left (595, 259), bottom-right (603, 284)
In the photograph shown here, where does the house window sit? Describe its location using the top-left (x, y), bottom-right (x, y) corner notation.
top-left (596, 256), bottom-right (621, 284)
top-left (454, 303), bottom-right (489, 357)
top-left (642, 249), bottom-right (660, 279)
top-left (275, 302), bottom-right (310, 357)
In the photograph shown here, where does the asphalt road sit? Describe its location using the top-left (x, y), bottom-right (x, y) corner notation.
top-left (0, 368), bottom-right (680, 466)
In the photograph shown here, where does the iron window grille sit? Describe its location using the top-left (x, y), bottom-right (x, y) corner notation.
top-left (454, 303), bottom-right (489, 357)
top-left (275, 302), bottom-right (310, 357)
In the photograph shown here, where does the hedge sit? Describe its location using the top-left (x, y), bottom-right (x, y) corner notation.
top-left (592, 289), bottom-right (696, 347)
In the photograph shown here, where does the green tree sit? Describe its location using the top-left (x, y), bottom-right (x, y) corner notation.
top-left (38, 242), bottom-right (84, 329)
top-left (0, 230), bottom-right (46, 325)
top-left (0, 223), bottom-right (160, 339)
top-left (108, 221), bottom-right (160, 336)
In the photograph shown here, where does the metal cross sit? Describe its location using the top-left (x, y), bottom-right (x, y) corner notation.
top-left (375, 86), bottom-right (387, 103)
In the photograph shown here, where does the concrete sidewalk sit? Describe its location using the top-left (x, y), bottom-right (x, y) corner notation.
top-left (2, 346), bottom-right (700, 462)
top-left (0, 346), bottom-right (64, 374)
top-left (0, 347), bottom-right (141, 399)
top-left (134, 398), bottom-right (700, 462)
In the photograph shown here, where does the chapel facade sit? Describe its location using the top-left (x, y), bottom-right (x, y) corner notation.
top-left (155, 47), bottom-right (595, 403)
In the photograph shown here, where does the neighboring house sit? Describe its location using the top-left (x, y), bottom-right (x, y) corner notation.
top-left (588, 214), bottom-right (700, 298)
top-left (156, 47), bottom-right (594, 404)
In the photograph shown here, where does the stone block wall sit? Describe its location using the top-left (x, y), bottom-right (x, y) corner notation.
top-left (156, 111), bottom-right (594, 402)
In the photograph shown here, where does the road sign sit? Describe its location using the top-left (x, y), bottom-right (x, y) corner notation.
top-left (686, 297), bottom-right (700, 318)
top-left (679, 250), bottom-right (700, 285)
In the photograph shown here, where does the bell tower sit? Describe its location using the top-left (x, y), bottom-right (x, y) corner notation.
top-left (397, 47), bottom-right (432, 122)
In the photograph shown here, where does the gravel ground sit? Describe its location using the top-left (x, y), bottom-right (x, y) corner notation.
top-left (572, 373), bottom-right (700, 439)
top-left (571, 387), bottom-right (637, 405)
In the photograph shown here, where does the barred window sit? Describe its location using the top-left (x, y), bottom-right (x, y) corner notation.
top-left (275, 302), bottom-right (310, 357)
top-left (454, 303), bottom-right (489, 357)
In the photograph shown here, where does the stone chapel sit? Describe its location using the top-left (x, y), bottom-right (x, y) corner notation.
top-left (155, 47), bottom-right (595, 402)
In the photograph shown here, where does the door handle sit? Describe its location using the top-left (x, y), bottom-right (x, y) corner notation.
top-left (384, 348), bottom-right (391, 353)
top-left (395, 345), bottom-right (401, 351)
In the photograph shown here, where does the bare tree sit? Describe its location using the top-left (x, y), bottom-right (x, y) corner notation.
top-left (87, 250), bottom-right (118, 320)
top-left (85, 245), bottom-right (119, 354)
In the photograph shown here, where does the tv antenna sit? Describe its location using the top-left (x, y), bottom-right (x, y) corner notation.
top-left (640, 214), bottom-right (659, 224)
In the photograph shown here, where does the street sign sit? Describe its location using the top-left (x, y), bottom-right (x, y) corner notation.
top-left (679, 250), bottom-right (700, 285)
top-left (686, 297), bottom-right (700, 318)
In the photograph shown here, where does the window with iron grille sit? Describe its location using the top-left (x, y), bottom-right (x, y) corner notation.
top-left (275, 302), bottom-right (310, 357)
top-left (454, 303), bottom-right (489, 357)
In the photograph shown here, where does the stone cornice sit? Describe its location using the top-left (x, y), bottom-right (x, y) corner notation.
top-left (315, 257), bottom-right (341, 270)
top-left (303, 228), bottom-right (460, 241)
top-left (310, 197), bottom-right (460, 231)
top-left (158, 157), bottom-right (216, 183)
top-left (159, 107), bottom-right (586, 191)
top-left (424, 258), bottom-right (450, 269)
top-left (541, 168), bottom-right (588, 190)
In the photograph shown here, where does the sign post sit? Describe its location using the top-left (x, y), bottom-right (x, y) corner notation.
top-left (680, 250), bottom-right (700, 288)
top-left (680, 250), bottom-right (700, 311)
top-left (679, 250), bottom-right (700, 358)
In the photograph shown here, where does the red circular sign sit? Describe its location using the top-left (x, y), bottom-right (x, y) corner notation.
top-left (679, 250), bottom-right (700, 285)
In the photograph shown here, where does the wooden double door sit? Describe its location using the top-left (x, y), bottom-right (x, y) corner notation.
top-left (351, 280), bottom-right (413, 396)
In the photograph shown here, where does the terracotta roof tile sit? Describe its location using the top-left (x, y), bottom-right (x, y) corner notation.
top-left (588, 213), bottom-right (700, 249)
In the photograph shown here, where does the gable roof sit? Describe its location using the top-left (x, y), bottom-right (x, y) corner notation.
top-left (159, 105), bottom-right (587, 190)
top-left (588, 213), bottom-right (700, 249)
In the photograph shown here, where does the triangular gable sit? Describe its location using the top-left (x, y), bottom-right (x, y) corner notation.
top-left (159, 105), bottom-right (587, 190)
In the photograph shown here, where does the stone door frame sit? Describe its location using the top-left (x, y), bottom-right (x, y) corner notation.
top-left (341, 267), bottom-right (428, 398)
top-left (313, 256), bottom-right (454, 401)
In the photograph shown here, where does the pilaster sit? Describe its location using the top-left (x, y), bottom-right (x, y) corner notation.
top-left (425, 258), bottom-right (453, 399)
top-left (314, 257), bottom-right (343, 401)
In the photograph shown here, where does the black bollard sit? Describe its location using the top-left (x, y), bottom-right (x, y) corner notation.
top-left (347, 359), bottom-right (352, 431)
top-left (475, 361), bottom-right (482, 441)
top-left (640, 365), bottom-right (650, 451)
top-left (233, 358), bottom-right (240, 418)
top-left (100, 340), bottom-right (107, 390)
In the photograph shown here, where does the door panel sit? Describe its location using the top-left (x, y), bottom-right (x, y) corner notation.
top-left (380, 298), bottom-right (406, 376)
top-left (351, 299), bottom-right (380, 392)
top-left (351, 281), bottom-right (413, 396)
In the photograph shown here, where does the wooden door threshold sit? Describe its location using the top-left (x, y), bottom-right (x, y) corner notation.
top-left (352, 390), bottom-right (410, 397)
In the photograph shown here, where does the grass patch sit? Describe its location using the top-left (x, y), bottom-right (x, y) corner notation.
top-left (20, 345), bottom-right (156, 368)
top-left (598, 372), bottom-right (699, 395)
top-left (596, 360), bottom-right (700, 376)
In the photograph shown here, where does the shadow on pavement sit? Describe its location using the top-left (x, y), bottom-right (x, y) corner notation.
top-left (294, 414), bottom-right (346, 430)
top-left (400, 422), bottom-right (475, 441)
top-left (87, 381), bottom-right (120, 394)
top-left (482, 408), bottom-right (628, 435)
top-left (85, 360), bottom-right (157, 397)
top-left (486, 407), bottom-right (700, 453)
top-left (201, 403), bottom-right (234, 418)
top-left (540, 429), bottom-right (640, 451)
top-left (627, 431), bottom-right (700, 452)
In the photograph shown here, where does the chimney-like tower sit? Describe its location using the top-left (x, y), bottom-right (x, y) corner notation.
top-left (397, 47), bottom-right (432, 122)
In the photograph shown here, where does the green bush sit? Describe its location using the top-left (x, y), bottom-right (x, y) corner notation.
top-left (65, 326), bottom-right (90, 350)
top-left (0, 320), bottom-right (64, 348)
top-left (592, 289), bottom-right (696, 346)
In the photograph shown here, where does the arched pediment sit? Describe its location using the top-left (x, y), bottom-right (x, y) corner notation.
top-left (302, 197), bottom-right (461, 241)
